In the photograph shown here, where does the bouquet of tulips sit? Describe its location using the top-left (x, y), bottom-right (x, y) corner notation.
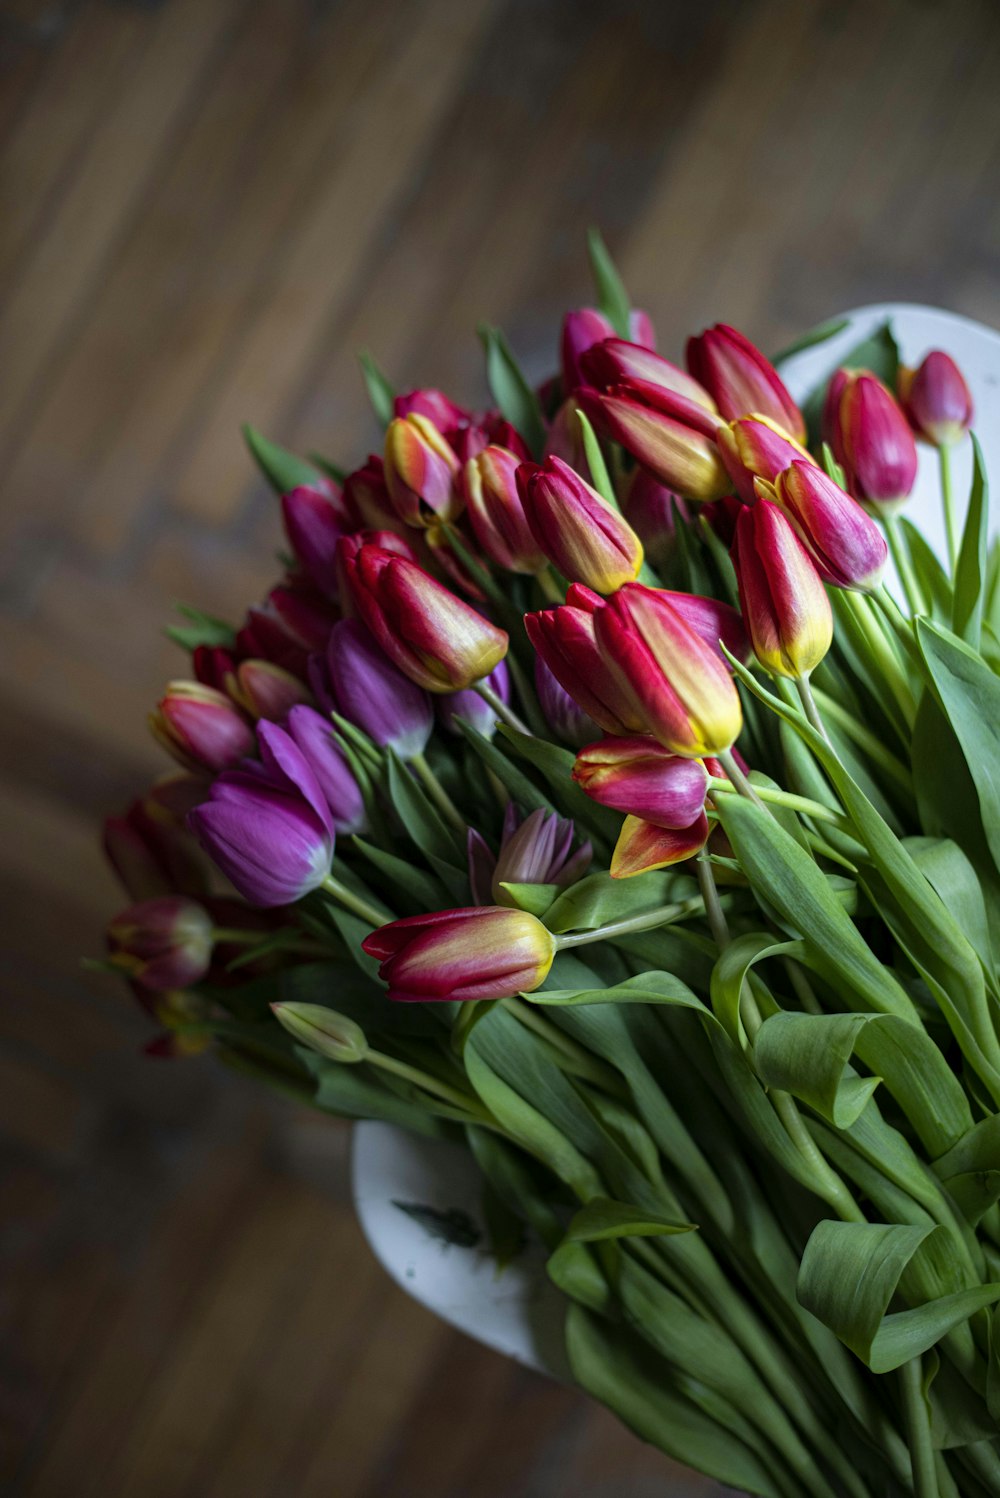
top-left (102, 234), bottom-right (1000, 1496)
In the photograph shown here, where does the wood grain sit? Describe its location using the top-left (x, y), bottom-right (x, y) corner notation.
top-left (3, 0), bottom-right (1000, 1493)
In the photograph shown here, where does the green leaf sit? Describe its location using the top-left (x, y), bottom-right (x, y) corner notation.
top-left (478, 325), bottom-right (546, 456)
top-left (916, 617), bottom-right (1000, 879)
top-left (797, 1220), bottom-right (1000, 1373)
top-left (586, 227), bottom-right (631, 338)
top-left (351, 836), bottom-right (450, 913)
top-left (710, 932), bottom-right (805, 1050)
top-left (564, 1197), bottom-right (696, 1243)
top-left (544, 869), bottom-right (687, 934)
top-left (358, 351), bottom-right (396, 428)
top-left (900, 519), bottom-right (953, 621)
top-left (755, 1009), bottom-right (972, 1154)
top-left (164, 601), bottom-right (237, 653)
top-left (496, 881), bottom-right (560, 917)
top-left (243, 423), bottom-right (325, 494)
top-left (712, 794), bottom-right (916, 1021)
top-left (574, 406), bottom-right (618, 507)
top-left (772, 316), bottom-right (850, 365)
top-left (310, 1057), bottom-right (448, 1137)
top-left (384, 749), bottom-right (465, 867)
top-left (532, 970), bottom-right (708, 1009)
top-left (952, 434), bottom-right (989, 647)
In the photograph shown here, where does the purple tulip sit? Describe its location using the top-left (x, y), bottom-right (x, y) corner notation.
top-left (188, 722), bottom-right (334, 907)
top-left (325, 618), bottom-right (433, 759)
top-left (436, 658), bottom-right (510, 738)
top-left (284, 704), bottom-right (367, 834)
top-left (280, 484), bottom-right (357, 597)
top-left (468, 803), bottom-right (592, 907)
top-left (534, 654), bottom-right (598, 748)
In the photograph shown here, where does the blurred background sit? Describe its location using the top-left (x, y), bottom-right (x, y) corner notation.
top-left (2, 0), bottom-right (1000, 1493)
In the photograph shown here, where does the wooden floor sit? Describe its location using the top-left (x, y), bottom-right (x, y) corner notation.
top-left (3, 0), bottom-right (1000, 1493)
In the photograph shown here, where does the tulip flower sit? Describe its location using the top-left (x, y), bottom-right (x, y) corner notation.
top-left (437, 658), bottom-right (510, 738)
top-left (573, 737), bottom-right (710, 829)
top-left (525, 584), bottom-right (646, 736)
top-left (394, 388), bottom-right (473, 441)
top-left (188, 722), bottom-right (335, 907)
top-left (281, 483), bottom-right (357, 596)
top-left (362, 906), bottom-right (557, 1002)
top-left (823, 369), bottom-right (917, 511)
top-left (732, 501), bottom-right (832, 679)
top-left (898, 351), bottom-right (974, 447)
top-left (384, 413), bottom-right (463, 527)
top-left (611, 812), bottom-right (711, 878)
top-left (104, 785), bottom-right (210, 901)
top-left (343, 456), bottom-right (402, 533)
top-left (192, 645), bottom-right (237, 694)
top-left (517, 455), bottom-right (644, 593)
top-left (283, 704), bottom-right (367, 834)
top-left (716, 414), bottom-right (816, 504)
top-left (534, 655), bottom-right (598, 746)
top-left (772, 462), bottom-right (887, 592)
top-left (577, 386), bottom-right (730, 503)
top-left (481, 414), bottom-right (532, 460)
top-left (655, 587), bottom-right (751, 667)
top-left (227, 659), bottom-right (312, 720)
top-left (581, 340), bottom-right (719, 428)
top-left (686, 324), bottom-right (806, 440)
top-left (107, 895), bottom-right (214, 991)
top-left (593, 583), bottom-right (743, 757)
top-left (464, 446), bottom-right (548, 574)
top-left (324, 617), bottom-right (433, 759)
top-left (561, 312), bottom-right (658, 393)
top-left (468, 803), bottom-right (592, 906)
top-left (150, 681), bottom-right (255, 773)
top-left (343, 544), bottom-right (508, 693)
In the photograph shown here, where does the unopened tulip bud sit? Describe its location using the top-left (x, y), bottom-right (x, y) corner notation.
top-left (561, 309), bottom-right (615, 390)
top-left (343, 456), bottom-right (401, 533)
top-left (437, 658), bottom-right (510, 738)
top-left (517, 455), bottom-right (644, 593)
top-left (150, 682), bottom-right (254, 773)
top-left (281, 484), bottom-right (357, 596)
top-left (271, 1002), bottom-right (368, 1062)
top-left (188, 722), bottom-right (335, 907)
top-left (593, 583), bottom-right (743, 757)
top-left (655, 588), bottom-right (751, 667)
top-left (610, 812), bottom-right (710, 878)
top-left (824, 369), bottom-right (917, 511)
top-left (773, 461), bottom-right (887, 592)
top-left (733, 501), bottom-right (832, 679)
top-left (464, 446), bottom-right (548, 574)
top-left (898, 351), bottom-right (974, 447)
top-left (384, 413), bottom-right (463, 528)
top-left (534, 655), bottom-right (598, 746)
top-left (581, 340), bottom-right (718, 427)
top-left (283, 704), bottom-right (367, 833)
top-left (228, 659), bottom-right (312, 720)
top-left (362, 906), bottom-right (557, 1002)
top-left (716, 414), bottom-right (816, 504)
top-left (325, 617), bottom-right (433, 757)
top-left (525, 584), bottom-right (646, 736)
top-left (104, 788), bottom-right (210, 901)
top-left (543, 399), bottom-right (592, 479)
top-left (623, 470), bottom-right (688, 569)
top-left (264, 585), bottom-right (339, 653)
top-left (577, 387), bottom-right (730, 503)
top-left (686, 324), bottom-right (806, 440)
top-left (192, 645), bottom-right (237, 694)
top-left (107, 895), bottom-right (214, 990)
top-left (573, 737), bottom-right (709, 829)
top-left (343, 545), bottom-right (508, 693)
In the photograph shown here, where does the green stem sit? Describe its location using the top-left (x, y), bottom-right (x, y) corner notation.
top-left (940, 444), bottom-right (958, 573)
top-left (502, 997), bottom-right (626, 1095)
top-left (808, 686), bottom-right (913, 793)
top-left (694, 849), bottom-right (730, 948)
top-left (883, 512), bottom-right (925, 617)
top-left (716, 746), bottom-right (765, 807)
top-left (366, 1047), bottom-right (492, 1121)
top-left (537, 568), bottom-right (564, 604)
top-left (708, 777), bottom-right (847, 829)
top-left (409, 752), bottom-right (466, 832)
top-left (475, 679), bottom-right (532, 736)
top-left (321, 874), bottom-right (389, 930)
top-left (795, 674), bottom-right (832, 746)
top-left (555, 896), bottom-right (703, 950)
top-left (211, 927), bottom-right (267, 945)
top-left (841, 590), bottom-right (917, 727)
top-left (900, 1356), bottom-right (939, 1498)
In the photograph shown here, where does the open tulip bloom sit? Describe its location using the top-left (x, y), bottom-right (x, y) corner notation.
top-left (100, 235), bottom-right (1000, 1497)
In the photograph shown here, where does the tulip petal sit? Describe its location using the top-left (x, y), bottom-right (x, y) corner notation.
top-left (610, 812), bottom-right (710, 877)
